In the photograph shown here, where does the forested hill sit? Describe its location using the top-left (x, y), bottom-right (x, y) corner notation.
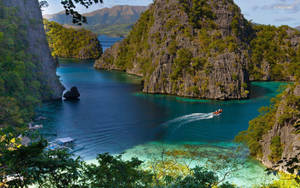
top-left (44, 20), bottom-right (103, 60)
top-left (44, 5), bottom-right (148, 37)
top-left (95, 0), bottom-right (300, 100)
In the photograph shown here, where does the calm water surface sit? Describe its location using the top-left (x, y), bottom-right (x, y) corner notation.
top-left (36, 35), bottom-right (286, 187)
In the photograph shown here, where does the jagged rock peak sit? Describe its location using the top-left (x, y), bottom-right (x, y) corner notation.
top-left (95, 0), bottom-right (252, 100)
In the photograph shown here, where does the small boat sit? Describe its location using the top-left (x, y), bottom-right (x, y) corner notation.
top-left (28, 122), bottom-right (43, 130)
top-left (55, 137), bottom-right (75, 146)
top-left (35, 116), bottom-right (47, 121)
top-left (213, 109), bottom-right (223, 115)
top-left (46, 137), bottom-right (75, 151)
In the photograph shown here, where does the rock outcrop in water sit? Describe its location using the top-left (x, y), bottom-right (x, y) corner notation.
top-left (63, 87), bottom-right (80, 100)
top-left (2, 0), bottom-right (64, 100)
top-left (95, 0), bottom-right (300, 100)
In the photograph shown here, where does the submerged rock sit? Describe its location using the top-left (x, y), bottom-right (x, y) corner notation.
top-left (63, 87), bottom-right (80, 100)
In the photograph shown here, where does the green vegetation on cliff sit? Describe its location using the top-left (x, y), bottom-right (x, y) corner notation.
top-left (180, 0), bottom-right (216, 28)
top-left (249, 25), bottom-right (300, 81)
top-left (236, 82), bottom-right (300, 172)
top-left (105, 7), bottom-right (154, 72)
top-left (44, 20), bottom-right (102, 59)
top-left (95, 0), bottom-right (251, 100)
top-left (269, 136), bottom-right (283, 163)
top-left (91, 23), bottom-right (133, 37)
top-left (95, 0), bottom-right (300, 100)
top-left (0, 3), bottom-right (46, 126)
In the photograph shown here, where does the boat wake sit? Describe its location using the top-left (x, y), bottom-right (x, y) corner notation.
top-left (163, 113), bottom-right (214, 127)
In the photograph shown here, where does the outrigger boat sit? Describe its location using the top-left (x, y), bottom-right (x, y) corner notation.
top-left (46, 137), bottom-right (75, 151)
top-left (213, 109), bottom-right (223, 115)
top-left (46, 137), bottom-right (84, 153)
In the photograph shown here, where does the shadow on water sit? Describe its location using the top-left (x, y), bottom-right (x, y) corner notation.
top-left (59, 58), bottom-right (95, 64)
top-left (249, 83), bottom-right (273, 98)
top-left (95, 70), bottom-right (142, 85)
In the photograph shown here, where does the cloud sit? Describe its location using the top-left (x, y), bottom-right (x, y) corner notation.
top-left (274, 17), bottom-right (295, 22)
top-left (254, 0), bottom-right (300, 13)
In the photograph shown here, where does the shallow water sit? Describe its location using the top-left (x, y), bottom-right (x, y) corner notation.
top-left (36, 35), bottom-right (288, 187)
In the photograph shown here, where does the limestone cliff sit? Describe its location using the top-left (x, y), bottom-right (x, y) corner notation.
top-left (249, 25), bottom-right (300, 81)
top-left (260, 83), bottom-right (300, 174)
top-left (95, 0), bottom-right (252, 100)
top-left (2, 0), bottom-right (63, 100)
top-left (95, 0), bottom-right (300, 100)
top-left (236, 82), bottom-right (300, 174)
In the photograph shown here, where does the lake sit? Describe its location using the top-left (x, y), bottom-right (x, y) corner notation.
top-left (37, 35), bottom-right (286, 187)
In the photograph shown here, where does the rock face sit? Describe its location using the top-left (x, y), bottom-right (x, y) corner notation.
top-left (260, 83), bottom-right (300, 174)
top-left (248, 25), bottom-right (300, 81)
top-left (95, 0), bottom-right (252, 100)
top-left (2, 0), bottom-right (64, 100)
top-left (63, 87), bottom-right (80, 100)
top-left (95, 0), bottom-right (300, 100)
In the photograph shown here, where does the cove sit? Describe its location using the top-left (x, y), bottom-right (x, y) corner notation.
top-left (36, 35), bottom-right (287, 187)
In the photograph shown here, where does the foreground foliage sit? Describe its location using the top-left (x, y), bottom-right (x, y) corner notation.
top-left (261, 173), bottom-right (300, 188)
top-left (0, 128), bottom-right (238, 188)
top-left (2, 128), bottom-right (299, 187)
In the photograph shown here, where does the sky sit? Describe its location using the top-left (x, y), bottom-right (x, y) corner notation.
top-left (42, 0), bottom-right (300, 27)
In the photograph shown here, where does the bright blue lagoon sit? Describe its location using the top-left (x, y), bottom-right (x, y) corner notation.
top-left (37, 36), bottom-right (286, 187)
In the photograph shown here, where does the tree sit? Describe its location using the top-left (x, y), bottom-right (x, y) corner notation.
top-left (0, 97), bottom-right (23, 127)
top-left (0, 128), bottom-right (83, 188)
top-left (40, 0), bottom-right (103, 25)
top-left (82, 153), bottom-right (153, 188)
top-left (1, 127), bottom-right (237, 187)
top-left (143, 143), bottom-right (244, 187)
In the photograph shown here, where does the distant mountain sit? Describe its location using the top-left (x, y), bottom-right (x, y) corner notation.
top-left (43, 5), bottom-right (148, 37)
top-left (296, 26), bottom-right (300, 31)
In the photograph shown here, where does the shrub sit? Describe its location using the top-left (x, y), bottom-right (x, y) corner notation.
top-left (269, 136), bottom-right (283, 162)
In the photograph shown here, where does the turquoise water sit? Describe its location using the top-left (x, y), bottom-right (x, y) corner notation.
top-left (35, 36), bottom-right (288, 187)
top-left (36, 61), bottom-right (285, 186)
